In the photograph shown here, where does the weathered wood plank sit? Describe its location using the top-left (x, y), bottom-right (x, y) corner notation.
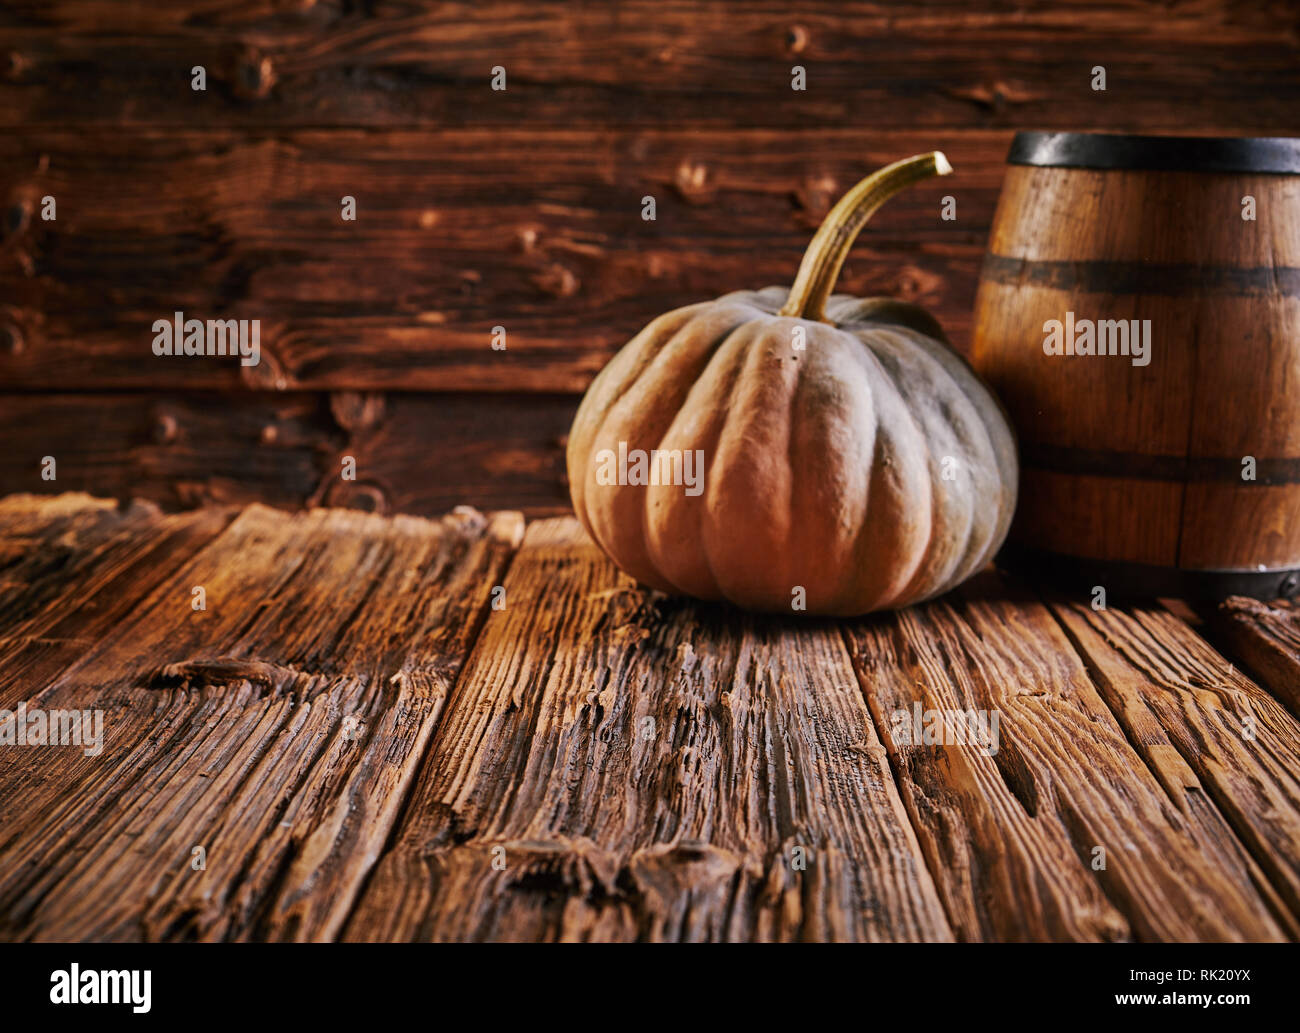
top-left (0, 494), bottom-right (235, 708)
top-left (0, 493), bottom-right (167, 618)
top-left (844, 575), bottom-right (1293, 941)
top-left (0, 129), bottom-right (1000, 392)
top-left (346, 518), bottom-right (953, 942)
top-left (1049, 597), bottom-right (1300, 931)
top-left (0, 391), bottom-right (573, 518)
top-left (316, 392), bottom-right (572, 518)
top-left (0, 501), bottom-right (523, 941)
top-left (2, 1), bottom-right (1296, 129)
top-left (3, 497), bottom-right (1296, 942)
top-left (1213, 596), bottom-right (1300, 720)
top-left (0, 392), bottom-right (342, 511)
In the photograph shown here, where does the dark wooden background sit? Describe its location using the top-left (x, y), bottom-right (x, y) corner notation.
top-left (2, 0), bottom-right (1298, 517)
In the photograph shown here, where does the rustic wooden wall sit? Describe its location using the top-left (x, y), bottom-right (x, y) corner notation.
top-left (2, 1), bottom-right (1298, 516)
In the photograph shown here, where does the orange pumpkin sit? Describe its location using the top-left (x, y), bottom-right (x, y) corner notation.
top-left (567, 153), bottom-right (1017, 615)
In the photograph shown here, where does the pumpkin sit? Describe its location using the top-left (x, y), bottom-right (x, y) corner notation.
top-left (566, 152), bottom-right (1018, 615)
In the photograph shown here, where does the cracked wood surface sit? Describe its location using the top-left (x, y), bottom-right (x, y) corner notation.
top-left (1215, 597), bottom-right (1300, 721)
top-left (2, 493), bottom-right (1300, 941)
top-left (845, 578), bottom-right (1294, 941)
top-left (0, 494), bottom-right (521, 940)
top-left (346, 518), bottom-right (952, 942)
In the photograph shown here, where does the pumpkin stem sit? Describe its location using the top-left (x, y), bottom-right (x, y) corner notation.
top-left (779, 151), bottom-right (952, 322)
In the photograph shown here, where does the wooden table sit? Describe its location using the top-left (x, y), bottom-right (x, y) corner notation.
top-left (2, 492), bottom-right (1299, 942)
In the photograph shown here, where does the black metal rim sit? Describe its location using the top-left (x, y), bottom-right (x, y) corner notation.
top-left (1008, 131), bottom-right (1300, 174)
top-left (997, 544), bottom-right (1300, 602)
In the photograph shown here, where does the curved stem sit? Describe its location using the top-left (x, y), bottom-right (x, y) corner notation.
top-left (779, 151), bottom-right (952, 322)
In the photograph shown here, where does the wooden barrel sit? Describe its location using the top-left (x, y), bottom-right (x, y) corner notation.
top-left (971, 132), bottom-right (1300, 599)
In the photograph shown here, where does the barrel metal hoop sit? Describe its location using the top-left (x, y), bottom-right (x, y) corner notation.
top-left (998, 545), bottom-right (1300, 601)
top-left (1008, 132), bottom-right (1300, 174)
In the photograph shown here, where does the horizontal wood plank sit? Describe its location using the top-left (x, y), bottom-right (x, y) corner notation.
top-left (0, 129), bottom-right (994, 392)
top-left (0, 391), bottom-right (574, 518)
top-left (316, 392), bottom-right (574, 517)
top-left (346, 517), bottom-right (954, 941)
top-left (0, 392), bottom-right (344, 510)
top-left (0, 499), bottom-right (523, 940)
top-left (1, 1), bottom-right (1296, 129)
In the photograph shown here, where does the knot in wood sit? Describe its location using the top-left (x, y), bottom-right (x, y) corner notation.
top-left (5, 200), bottom-right (29, 236)
top-left (673, 160), bottom-right (713, 203)
top-left (153, 413), bottom-right (179, 445)
top-left (0, 322), bottom-right (23, 355)
top-left (234, 51), bottom-right (277, 99)
top-left (4, 50), bottom-right (29, 81)
top-left (532, 263), bottom-right (579, 298)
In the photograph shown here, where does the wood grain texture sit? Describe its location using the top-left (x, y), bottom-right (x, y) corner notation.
top-left (3, 497), bottom-right (1300, 941)
top-left (0, 391), bottom-right (343, 510)
top-left (0, 391), bottom-right (573, 518)
top-left (0, 129), bottom-right (993, 393)
top-left (971, 164), bottom-right (1300, 570)
top-left (1210, 596), bottom-right (1300, 722)
top-left (0, 494), bottom-right (235, 707)
top-left (346, 517), bottom-right (954, 942)
top-left (0, 496), bottom-right (523, 940)
top-left (1, 1), bottom-right (1296, 129)
top-left (844, 575), bottom-right (1292, 942)
top-left (3, 0), bottom-right (1299, 513)
top-left (1049, 597), bottom-right (1300, 932)
top-left (316, 391), bottom-right (573, 517)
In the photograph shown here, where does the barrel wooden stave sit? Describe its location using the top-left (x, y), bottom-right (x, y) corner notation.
top-left (973, 146), bottom-right (1300, 580)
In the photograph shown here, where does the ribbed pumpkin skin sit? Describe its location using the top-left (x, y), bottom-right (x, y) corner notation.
top-left (567, 287), bottom-right (1018, 615)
